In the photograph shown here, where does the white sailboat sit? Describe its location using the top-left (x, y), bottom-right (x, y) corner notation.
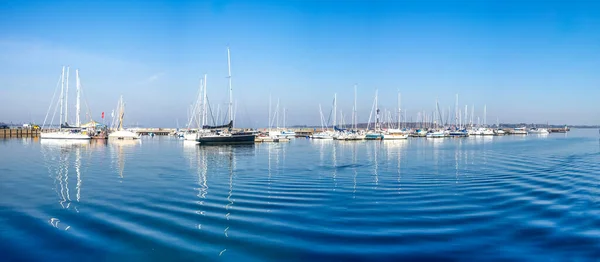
top-left (184, 75), bottom-right (208, 141)
top-left (426, 98), bottom-right (445, 139)
top-left (528, 127), bottom-right (549, 134)
top-left (108, 96), bottom-right (140, 140)
top-left (311, 103), bottom-right (333, 139)
top-left (383, 92), bottom-right (408, 140)
top-left (41, 67), bottom-right (91, 140)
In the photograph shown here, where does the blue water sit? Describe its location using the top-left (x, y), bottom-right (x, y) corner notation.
top-left (1, 130), bottom-right (599, 261)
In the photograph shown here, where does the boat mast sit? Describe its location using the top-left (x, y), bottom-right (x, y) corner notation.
top-left (333, 93), bottom-right (337, 129)
top-left (471, 105), bottom-right (475, 128)
top-left (65, 66), bottom-right (70, 125)
top-left (268, 94), bottom-right (271, 132)
top-left (375, 90), bottom-right (379, 131)
top-left (319, 104), bottom-right (324, 131)
top-left (118, 95), bottom-right (124, 131)
top-left (202, 74), bottom-right (208, 129)
top-left (484, 104), bottom-right (487, 127)
top-left (397, 92), bottom-right (401, 129)
top-left (455, 94), bottom-right (458, 128)
top-left (276, 98), bottom-right (280, 129)
top-left (75, 69), bottom-right (81, 127)
top-left (59, 66), bottom-right (65, 126)
top-left (464, 105), bottom-right (468, 130)
top-left (353, 84), bottom-right (357, 130)
top-left (227, 47), bottom-right (233, 129)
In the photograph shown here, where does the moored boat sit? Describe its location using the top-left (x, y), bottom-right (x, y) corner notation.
top-left (383, 129), bottom-right (408, 140)
top-left (426, 130), bottom-right (445, 138)
top-left (108, 96), bottom-right (140, 140)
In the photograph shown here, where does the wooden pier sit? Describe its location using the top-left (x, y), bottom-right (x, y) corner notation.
top-left (1, 128), bottom-right (40, 138)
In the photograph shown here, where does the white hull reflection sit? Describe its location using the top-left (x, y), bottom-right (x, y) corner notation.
top-left (41, 132), bottom-right (91, 140)
top-left (40, 139), bottom-right (90, 147)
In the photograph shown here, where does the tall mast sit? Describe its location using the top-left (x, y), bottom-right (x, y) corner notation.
top-left (283, 108), bottom-right (286, 129)
top-left (464, 105), bottom-right (468, 130)
top-left (118, 95), bottom-right (124, 131)
top-left (202, 74), bottom-right (208, 128)
top-left (471, 105), bottom-right (475, 127)
top-left (484, 104), bottom-right (487, 126)
top-left (227, 47), bottom-right (233, 128)
top-left (375, 90), bottom-right (379, 130)
top-left (276, 98), bottom-right (280, 129)
top-left (59, 66), bottom-right (65, 126)
top-left (397, 92), bottom-right (401, 129)
top-left (455, 94), bottom-right (458, 127)
top-left (435, 98), bottom-right (440, 129)
top-left (268, 93), bottom-right (271, 131)
top-left (75, 69), bottom-right (81, 127)
top-left (333, 93), bottom-right (337, 128)
top-left (353, 84), bottom-right (357, 130)
top-left (65, 66), bottom-right (70, 125)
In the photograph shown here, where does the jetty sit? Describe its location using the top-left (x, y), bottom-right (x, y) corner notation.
top-left (1, 128), bottom-right (40, 138)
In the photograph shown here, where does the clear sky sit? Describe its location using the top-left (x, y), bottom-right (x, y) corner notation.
top-left (1, 0), bottom-right (599, 127)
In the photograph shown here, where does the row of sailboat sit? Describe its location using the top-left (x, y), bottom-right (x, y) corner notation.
top-left (306, 90), bottom-right (550, 140)
top-left (41, 66), bottom-right (139, 140)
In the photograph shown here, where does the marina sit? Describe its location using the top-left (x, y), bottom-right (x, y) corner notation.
top-left (1, 0), bottom-right (598, 260)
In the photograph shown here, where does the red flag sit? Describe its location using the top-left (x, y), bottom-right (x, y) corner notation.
top-left (102, 112), bottom-right (105, 119)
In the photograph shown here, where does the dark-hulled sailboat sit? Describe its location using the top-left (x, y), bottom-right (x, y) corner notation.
top-left (197, 47), bottom-right (256, 145)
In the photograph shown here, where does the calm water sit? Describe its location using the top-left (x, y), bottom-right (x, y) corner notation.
top-left (1, 130), bottom-right (600, 261)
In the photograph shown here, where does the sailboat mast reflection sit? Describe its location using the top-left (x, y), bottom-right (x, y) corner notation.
top-left (352, 143), bottom-right (357, 198)
top-left (76, 146), bottom-right (82, 203)
top-left (41, 139), bottom-right (90, 230)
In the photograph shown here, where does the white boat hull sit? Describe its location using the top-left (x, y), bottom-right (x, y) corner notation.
top-left (41, 132), bottom-right (91, 140)
top-left (183, 133), bottom-right (198, 141)
top-left (383, 134), bottom-right (408, 140)
top-left (109, 130), bottom-right (140, 140)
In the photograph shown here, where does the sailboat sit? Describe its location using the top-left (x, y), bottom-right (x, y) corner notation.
top-left (196, 47), bottom-right (256, 145)
top-left (183, 75), bottom-right (207, 141)
top-left (383, 92), bottom-right (408, 140)
top-left (365, 90), bottom-right (384, 140)
top-left (494, 118), bottom-right (505, 135)
top-left (41, 67), bottom-right (91, 140)
top-left (311, 103), bottom-right (334, 139)
top-left (108, 96), bottom-right (140, 140)
top-left (528, 126), bottom-right (549, 134)
top-left (426, 99), bottom-right (446, 138)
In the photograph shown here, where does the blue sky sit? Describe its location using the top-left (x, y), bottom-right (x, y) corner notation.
top-left (1, 0), bottom-right (599, 127)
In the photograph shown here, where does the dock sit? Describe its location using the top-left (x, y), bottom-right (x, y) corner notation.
top-left (1, 128), bottom-right (40, 138)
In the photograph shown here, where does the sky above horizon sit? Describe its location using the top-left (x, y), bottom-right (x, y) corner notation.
top-left (1, 0), bottom-right (599, 127)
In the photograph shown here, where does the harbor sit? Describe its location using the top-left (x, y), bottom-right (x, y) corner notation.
top-left (2, 1), bottom-right (599, 260)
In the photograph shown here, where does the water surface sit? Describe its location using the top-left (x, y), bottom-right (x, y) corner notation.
top-left (1, 130), bottom-right (599, 261)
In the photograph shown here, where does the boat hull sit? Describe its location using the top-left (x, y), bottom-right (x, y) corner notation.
top-left (383, 134), bottom-right (408, 140)
top-left (365, 133), bottom-right (383, 140)
top-left (41, 132), bottom-right (91, 140)
top-left (197, 134), bottom-right (256, 145)
top-left (108, 130), bottom-right (140, 140)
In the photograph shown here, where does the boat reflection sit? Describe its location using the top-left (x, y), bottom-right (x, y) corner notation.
top-left (184, 144), bottom-right (250, 257)
top-left (383, 140), bottom-right (407, 192)
top-left (109, 139), bottom-right (140, 178)
top-left (40, 139), bottom-right (91, 230)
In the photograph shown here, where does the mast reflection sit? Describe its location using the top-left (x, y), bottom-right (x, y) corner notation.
top-left (41, 139), bottom-right (91, 230)
top-left (109, 139), bottom-right (139, 179)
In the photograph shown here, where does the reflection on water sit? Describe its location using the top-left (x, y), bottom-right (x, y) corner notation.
top-left (2, 130), bottom-right (600, 261)
top-left (109, 139), bottom-right (140, 178)
top-left (40, 139), bottom-right (91, 230)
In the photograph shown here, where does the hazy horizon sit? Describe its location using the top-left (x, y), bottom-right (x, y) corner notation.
top-left (1, 0), bottom-right (599, 127)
